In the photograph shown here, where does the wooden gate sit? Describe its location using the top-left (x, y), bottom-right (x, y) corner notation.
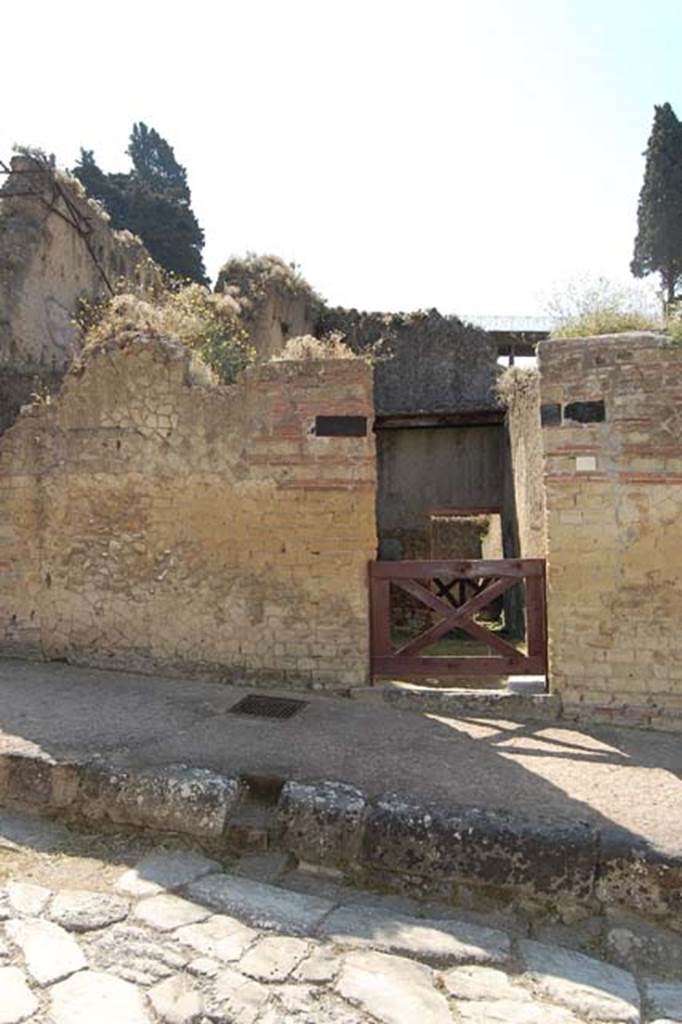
top-left (369, 558), bottom-right (547, 678)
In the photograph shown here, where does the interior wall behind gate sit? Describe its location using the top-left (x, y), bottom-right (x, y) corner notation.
top-left (376, 424), bottom-right (506, 559)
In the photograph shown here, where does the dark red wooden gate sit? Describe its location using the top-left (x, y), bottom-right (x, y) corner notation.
top-left (369, 558), bottom-right (547, 678)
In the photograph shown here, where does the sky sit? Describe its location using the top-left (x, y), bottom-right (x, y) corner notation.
top-left (2, 0), bottom-right (681, 317)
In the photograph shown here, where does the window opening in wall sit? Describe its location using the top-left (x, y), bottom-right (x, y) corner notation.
top-left (564, 400), bottom-right (605, 423)
top-left (314, 415), bottom-right (367, 437)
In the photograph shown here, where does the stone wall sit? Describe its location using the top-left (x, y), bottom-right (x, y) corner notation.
top-left (0, 155), bottom-right (158, 428)
top-left (249, 285), bottom-right (316, 361)
top-left (319, 309), bottom-right (500, 415)
top-left (539, 332), bottom-right (682, 730)
top-left (215, 256), bottom-right (318, 362)
top-left (0, 335), bottom-right (376, 688)
top-left (500, 369), bottom-right (547, 558)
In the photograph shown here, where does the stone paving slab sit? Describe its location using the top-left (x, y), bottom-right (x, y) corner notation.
top-left (49, 970), bottom-right (152, 1024)
top-left (116, 849), bottom-right (221, 897)
top-left (49, 891), bottom-right (129, 932)
top-left (336, 949), bottom-right (452, 1024)
top-left (133, 894), bottom-right (211, 932)
top-left (644, 981), bottom-right (682, 1021)
top-left (320, 904), bottom-right (511, 965)
top-left (519, 939), bottom-right (641, 1023)
top-left (185, 874), bottom-right (336, 934)
top-left (0, 966), bottom-right (37, 1024)
top-left (0, 813), bottom-right (674, 1024)
top-left (5, 918), bottom-right (87, 986)
top-left (175, 915), bottom-right (258, 964)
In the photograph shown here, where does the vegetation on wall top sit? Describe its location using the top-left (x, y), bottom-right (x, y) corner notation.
top-left (79, 285), bottom-right (255, 384)
top-left (272, 334), bottom-right (356, 361)
top-left (215, 253), bottom-right (323, 323)
top-left (546, 275), bottom-right (662, 338)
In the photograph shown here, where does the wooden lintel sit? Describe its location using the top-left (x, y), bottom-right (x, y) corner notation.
top-left (374, 410), bottom-right (505, 431)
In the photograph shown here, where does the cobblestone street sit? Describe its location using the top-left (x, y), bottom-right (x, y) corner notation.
top-left (0, 811), bottom-right (680, 1023)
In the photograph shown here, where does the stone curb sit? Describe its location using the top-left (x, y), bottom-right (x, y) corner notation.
top-left (0, 751), bottom-right (241, 839)
top-left (381, 686), bottom-right (562, 721)
top-left (1, 749), bottom-right (680, 927)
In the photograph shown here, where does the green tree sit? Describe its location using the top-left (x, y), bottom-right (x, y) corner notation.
top-left (631, 103), bottom-right (682, 305)
top-left (127, 122), bottom-right (190, 205)
top-left (73, 126), bottom-right (207, 284)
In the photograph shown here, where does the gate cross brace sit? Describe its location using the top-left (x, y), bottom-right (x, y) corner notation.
top-left (395, 575), bottom-right (518, 658)
top-left (433, 576), bottom-right (486, 608)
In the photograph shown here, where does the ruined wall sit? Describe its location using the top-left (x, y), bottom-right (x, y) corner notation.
top-left (249, 286), bottom-right (316, 361)
top-left (0, 336), bottom-right (376, 689)
top-left (320, 308), bottom-right (501, 414)
top-left (500, 369), bottom-right (547, 558)
top-left (539, 332), bottom-right (682, 730)
top-left (215, 256), bottom-right (318, 362)
top-left (0, 155), bottom-right (158, 427)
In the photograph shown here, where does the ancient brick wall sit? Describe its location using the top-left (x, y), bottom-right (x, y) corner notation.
top-left (0, 336), bottom-right (376, 688)
top-left (539, 332), bottom-right (682, 730)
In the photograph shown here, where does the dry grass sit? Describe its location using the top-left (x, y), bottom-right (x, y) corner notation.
top-left (272, 334), bottom-right (356, 361)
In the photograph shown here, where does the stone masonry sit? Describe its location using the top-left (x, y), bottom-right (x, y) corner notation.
top-left (0, 808), bottom-right (676, 1024)
top-left (0, 335), bottom-right (376, 688)
top-left (501, 368), bottom-right (547, 559)
top-left (0, 154), bottom-right (158, 431)
top-left (538, 332), bottom-right (682, 730)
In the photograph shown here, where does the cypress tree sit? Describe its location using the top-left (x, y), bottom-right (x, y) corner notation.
top-left (127, 123), bottom-right (190, 206)
top-left (73, 126), bottom-right (207, 284)
top-left (631, 103), bottom-right (682, 305)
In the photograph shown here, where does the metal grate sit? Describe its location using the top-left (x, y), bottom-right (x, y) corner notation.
top-left (229, 694), bottom-right (308, 720)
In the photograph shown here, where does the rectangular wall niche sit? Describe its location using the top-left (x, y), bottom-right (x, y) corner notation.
top-left (540, 403), bottom-right (562, 427)
top-left (564, 400), bottom-right (605, 424)
top-left (314, 415), bottom-right (368, 437)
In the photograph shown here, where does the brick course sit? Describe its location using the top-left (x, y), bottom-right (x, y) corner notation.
top-left (539, 332), bottom-right (682, 730)
top-left (0, 337), bottom-right (376, 689)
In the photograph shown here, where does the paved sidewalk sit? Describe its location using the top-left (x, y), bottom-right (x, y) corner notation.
top-left (0, 659), bottom-right (680, 857)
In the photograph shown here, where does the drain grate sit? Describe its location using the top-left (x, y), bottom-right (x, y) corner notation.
top-left (229, 694), bottom-right (308, 720)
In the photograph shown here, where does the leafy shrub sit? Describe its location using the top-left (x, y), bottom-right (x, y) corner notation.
top-left (81, 284), bottom-right (255, 383)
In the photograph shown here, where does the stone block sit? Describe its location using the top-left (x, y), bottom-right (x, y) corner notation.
top-left (116, 850), bottom-right (222, 897)
top-left (336, 949), bottom-right (452, 1024)
top-left (359, 794), bottom-right (598, 903)
top-left (5, 918), bottom-right (87, 986)
top-left (274, 780), bottom-right (367, 868)
top-left (0, 966), bottom-right (38, 1024)
top-left (49, 970), bottom-right (151, 1024)
top-left (596, 832), bottom-right (682, 924)
top-left (644, 981), bottom-right (682, 1021)
top-left (185, 873), bottom-right (335, 935)
top-left (519, 939), bottom-right (640, 1023)
top-left (77, 761), bottom-right (240, 838)
top-left (320, 905), bottom-right (511, 966)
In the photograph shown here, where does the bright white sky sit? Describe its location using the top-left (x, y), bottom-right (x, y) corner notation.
top-left (2, 0), bottom-right (680, 316)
